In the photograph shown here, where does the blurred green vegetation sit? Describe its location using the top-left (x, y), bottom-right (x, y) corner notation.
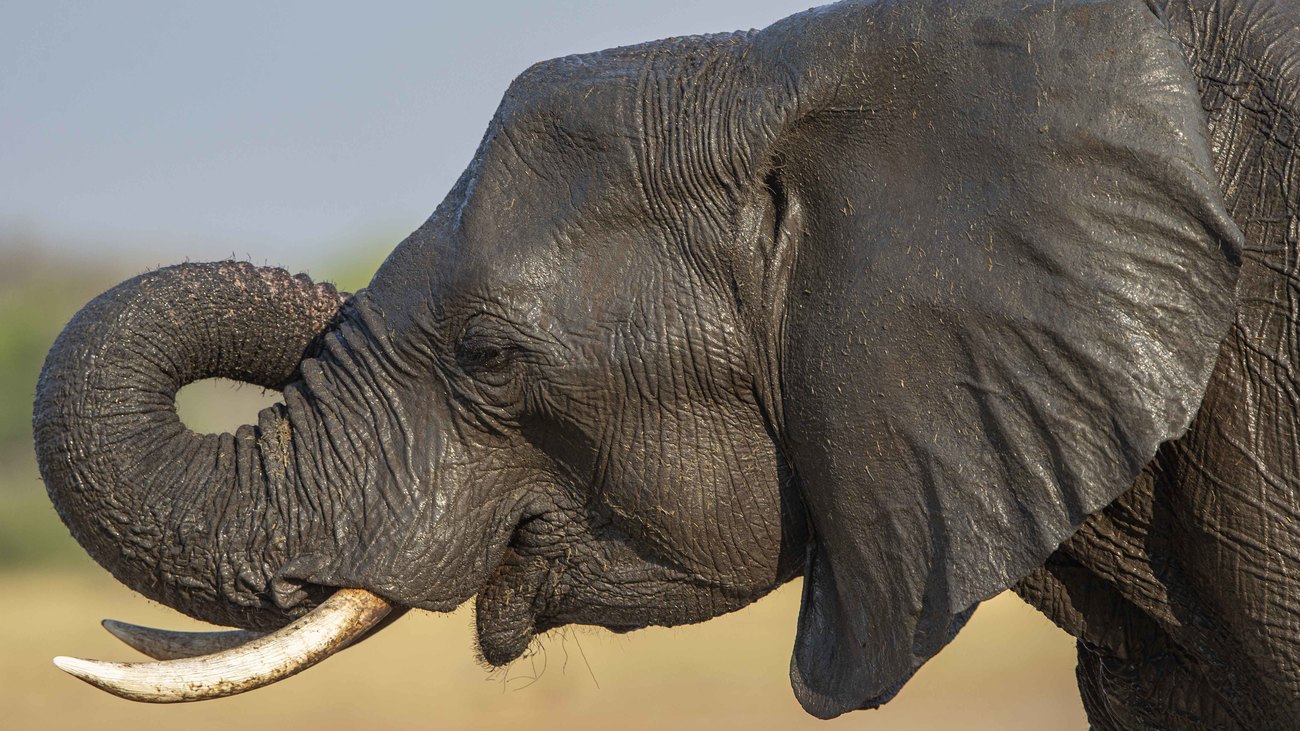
top-left (0, 240), bottom-right (392, 569)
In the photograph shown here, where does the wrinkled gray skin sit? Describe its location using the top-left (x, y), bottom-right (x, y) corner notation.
top-left (32, 0), bottom-right (1300, 726)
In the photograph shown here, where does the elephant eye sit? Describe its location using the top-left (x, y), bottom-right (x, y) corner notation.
top-left (454, 317), bottom-right (529, 398)
top-left (456, 337), bottom-right (510, 371)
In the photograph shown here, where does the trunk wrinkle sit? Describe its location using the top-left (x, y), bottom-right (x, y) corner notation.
top-left (35, 261), bottom-right (349, 630)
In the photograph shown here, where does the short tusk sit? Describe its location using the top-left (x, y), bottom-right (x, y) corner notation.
top-left (53, 588), bottom-right (392, 703)
top-left (102, 620), bottom-right (267, 660)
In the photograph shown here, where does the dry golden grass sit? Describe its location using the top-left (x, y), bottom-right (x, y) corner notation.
top-left (2, 569), bottom-right (1086, 730)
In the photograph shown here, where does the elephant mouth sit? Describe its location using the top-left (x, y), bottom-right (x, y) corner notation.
top-left (474, 545), bottom-right (558, 665)
top-left (472, 501), bottom-right (613, 664)
top-left (471, 507), bottom-right (668, 665)
top-left (472, 544), bottom-right (655, 665)
top-left (471, 506), bottom-right (751, 667)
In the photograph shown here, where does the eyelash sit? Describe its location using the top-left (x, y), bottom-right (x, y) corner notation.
top-left (455, 333), bottom-right (526, 403)
top-left (456, 339), bottom-right (509, 370)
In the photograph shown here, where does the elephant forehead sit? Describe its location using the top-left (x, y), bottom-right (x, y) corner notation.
top-left (486, 53), bottom-right (645, 188)
top-left (451, 92), bottom-right (646, 261)
top-left (498, 53), bottom-right (642, 147)
top-left (431, 222), bottom-right (649, 319)
top-left (454, 134), bottom-right (639, 249)
top-left (485, 31), bottom-right (764, 213)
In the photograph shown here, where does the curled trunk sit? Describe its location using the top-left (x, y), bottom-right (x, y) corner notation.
top-left (34, 261), bottom-right (346, 629)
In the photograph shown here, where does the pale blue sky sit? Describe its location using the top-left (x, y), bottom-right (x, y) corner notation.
top-left (2, 1), bottom-right (808, 266)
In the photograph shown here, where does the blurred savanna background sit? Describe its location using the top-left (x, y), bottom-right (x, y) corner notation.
top-left (2, 2), bottom-right (1086, 728)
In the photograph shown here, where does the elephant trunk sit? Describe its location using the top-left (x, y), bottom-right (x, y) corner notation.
top-left (34, 261), bottom-right (349, 630)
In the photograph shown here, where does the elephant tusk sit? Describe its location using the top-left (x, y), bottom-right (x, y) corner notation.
top-left (53, 588), bottom-right (392, 703)
top-left (102, 620), bottom-right (268, 661)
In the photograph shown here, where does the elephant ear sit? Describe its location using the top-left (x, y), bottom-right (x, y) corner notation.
top-left (747, 0), bottom-right (1242, 718)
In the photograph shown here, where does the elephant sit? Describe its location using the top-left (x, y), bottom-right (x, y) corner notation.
top-left (31, 0), bottom-right (1300, 726)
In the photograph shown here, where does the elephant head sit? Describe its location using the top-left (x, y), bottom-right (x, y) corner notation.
top-left (36, 0), bottom-right (1243, 718)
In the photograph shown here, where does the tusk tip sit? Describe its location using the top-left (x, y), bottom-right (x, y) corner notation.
top-left (100, 619), bottom-right (132, 639)
top-left (53, 655), bottom-right (99, 679)
top-left (98, 619), bottom-right (159, 658)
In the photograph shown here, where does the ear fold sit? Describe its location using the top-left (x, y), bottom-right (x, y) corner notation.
top-left (746, 0), bottom-right (1242, 717)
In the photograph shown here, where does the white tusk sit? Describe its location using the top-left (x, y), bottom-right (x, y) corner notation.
top-left (102, 620), bottom-right (267, 660)
top-left (53, 588), bottom-right (391, 703)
